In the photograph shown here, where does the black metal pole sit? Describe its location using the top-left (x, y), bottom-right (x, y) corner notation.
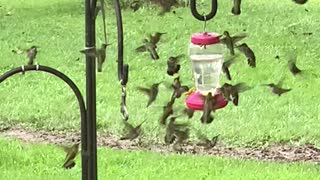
top-left (0, 65), bottom-right (88, 179)
top-left (85, 0), bottom-right (97, 179)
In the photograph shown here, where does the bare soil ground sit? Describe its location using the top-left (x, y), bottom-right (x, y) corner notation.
top-left (1, 125), bottom-right (320, 163)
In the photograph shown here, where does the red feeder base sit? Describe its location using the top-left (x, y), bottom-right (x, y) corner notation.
top-left (185, 91), bottom-right (228, 111)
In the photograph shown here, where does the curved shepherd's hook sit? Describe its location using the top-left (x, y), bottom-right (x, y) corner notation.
top-left (190, 0), bottom-right (218, 21)
top-left (0, 65), bottom-right (88, 180)
top-left (114, 0), bottom-right (129, 85)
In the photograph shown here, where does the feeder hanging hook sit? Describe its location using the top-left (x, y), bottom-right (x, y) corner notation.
top-left (190, 0), bottom-right (218, 21)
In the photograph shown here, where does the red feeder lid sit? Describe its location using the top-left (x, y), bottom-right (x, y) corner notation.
top-left (191, 32), bottom-right (220, 46)
top-left (185, 91), bottom-right (228, 111)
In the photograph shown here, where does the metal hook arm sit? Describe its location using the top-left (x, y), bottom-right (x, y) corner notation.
top-left (190, 0), bottom-right (218, 21)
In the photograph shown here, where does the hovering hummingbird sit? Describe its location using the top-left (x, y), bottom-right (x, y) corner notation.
top-left (288, 55), bottom-right (302, 76)
top-left (171, 76), bottom-right (189, 98)
top-left (235, 43), bottom-right (256, 68)
top-left (200, 92), bottom-right (216, 124)
top-left (165, 116), bottom-right (190, 145)
top-left (292, 0), bottom-right (308, 4)
top-left (96, 43), bottom-right (110, 72)
top-left (222, 55), bottom-right (239, 80)
top-left (167, 55), bottom-right (183, 76)
top-left (62, 142), bottom-right (80, 169)
top-left (136, 38), bottom-right (160, 60)
top-left (120, 119), bottom-right (147, 141)
top-left (220, 31), bottom-right (246, 56)
top-left (262, 78), bottom-right (291, 96)
top-left (130, 0), bottom-right (141, 12)
top-left (12, 46), bottom-right (38, 65)
top-left (219, 82), bottom-right (252, 106)
top-left (80, 43), bottom-right (111, 72)
top-left (149, 32), bottom-right (166, 45)
top-left (231, 0), bottom-right (242, 15)
top-left (160, 96), bottom-right (176, 125)
top-left (151, 0), bottom-right (180, 15)
top-left (196, 131), bottom-right (219, 150)
top-left (137, 82), bottom-right (162, 107)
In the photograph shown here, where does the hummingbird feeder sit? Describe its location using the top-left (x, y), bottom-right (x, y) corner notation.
top-left (185, 0), bottom-right (228, 111)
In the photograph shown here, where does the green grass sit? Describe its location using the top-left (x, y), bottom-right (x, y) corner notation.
top-left (1, 0), bottom-right (320, 147)
top-left (0, 138), bottom-right (319, 180)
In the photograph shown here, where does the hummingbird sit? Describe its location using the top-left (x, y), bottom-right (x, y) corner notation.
top-left (12, 46), bottom-right (38, 65)
top-left (222, 55), bottom-right (239, 80)
top-left (235, 43), bottom-right (256, 68)
top-left (130, 0), bottom-right (141, 12)
top-left (288, 55), bottom-right (302, 76)
top-left (171, 76), bottom-right (189, 98)
top-left (196, 131), bottom-right (219, 150)
top-left (160, 96), bottom-right (176, 125)
top-left (149, 32), bottom-right (166, 45)
top-left (262, 78), bottom-right (291, 96)
top-left (219, 82), bottom-right (252, 106)
top-left (292, 0), bottom-right (308, 4)
top-left (137, 82), bottom-right (162, 107)
top-left (62, 142), bottom-right (80, 169)
top-left (152, 0), bottom-right (180, 15)
top-left (182, 108), bottom-right (194, 119)
top-left (167, 55), bottom-right (183, 76)
top-left (96, 43), bottom-right (110, 72)
top-left (165, 116), bottom-right (190, 144)
top-left (136, 38), bottom-right (160, 60)
top-left (120, 119), bottom-right (147, 141)
top-left (231, 0), bottom-right (242, 15)
top-left (200, 92), bottom-right (216, 124)
top-left (220, 31), bottom-right (246, 56)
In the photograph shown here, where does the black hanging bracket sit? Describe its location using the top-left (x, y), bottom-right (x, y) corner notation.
top-left (190, 0), bottom-right (218, 21)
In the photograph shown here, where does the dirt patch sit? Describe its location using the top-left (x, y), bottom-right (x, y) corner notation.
top-left (1, 125), bottom-right (320, 163)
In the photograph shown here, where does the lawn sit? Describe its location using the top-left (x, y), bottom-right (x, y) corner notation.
top-left (0, 0), bottom-right (320, 178)
top-left (1, 138), bottom-right (319, 180)
top-left (1, 0), bottom-right (319, 146)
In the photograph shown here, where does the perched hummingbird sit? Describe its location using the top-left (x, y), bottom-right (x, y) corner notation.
top-left (231, 0), bottom-right (242, 15)
top-left (262, 78), bottom-right (291, 96)
top-left (222, 55), bottom-right (239, 80)
top-left (235, 43), bottom-right (256, 68)
top-left (120, 119), bottom-right (147, 141)
top-left (136, 39), bottom-right (160, 60)
top-left (12, 46), bottom-right (38, 65)
top-left (182, 108), bottom-right (194, 119)
top-left (220, 31), bottom-right (246, 56)
top-left (196, 131), bottom-right (219, 150)
top-left (292, 0), bottom-right (308, 4)
top-left (96, 43), bottom-right (110, 72)
top-left (167, 55), bottom-right (183, 76)
top-left (160, 96), bottom-right (176, 125)
top-left (288, 55), bottom-right (302, 76)
top-left (62, 142), bottom-right (80, 169)
top-left (219, 82), bottom-right (252, 106)
top-left (165, 116), bottom-right (189, 144)
top-left (137, 82), bottom-right (162, 107)
top-left (171, 76), bottom-right (189, 98)
top-left (200, 92), bottom-right (215, 124)
top-left (130, 0), bottom-right (141, 12)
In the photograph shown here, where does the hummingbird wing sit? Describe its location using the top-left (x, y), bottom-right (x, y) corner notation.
top-left (137, 87), bottom-right (151, 96)
top-left (232, 33), bottom-right (247, 43)
top-left (136, 45), bottom-right (147, 52)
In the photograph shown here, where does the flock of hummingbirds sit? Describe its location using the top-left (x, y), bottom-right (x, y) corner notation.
top-left (9, 0), bottom-right (309, 169)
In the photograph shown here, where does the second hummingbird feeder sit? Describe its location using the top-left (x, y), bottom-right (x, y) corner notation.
top-left (185, 32), bottom-right (228, 111)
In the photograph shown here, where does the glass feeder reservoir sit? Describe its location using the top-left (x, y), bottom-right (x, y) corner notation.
top-left (189, 32), bottom-right (225, 95)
